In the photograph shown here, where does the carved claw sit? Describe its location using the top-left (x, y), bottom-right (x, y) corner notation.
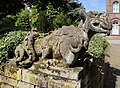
top-left (16, 59), bottom-right (33, 68)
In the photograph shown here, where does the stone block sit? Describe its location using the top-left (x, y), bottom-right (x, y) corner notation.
top-left (4, 60), bottom-right (19, 80)
top-left (17, 69), bottom-right (22, 80)
top-left (52, 80), bottom-right (62, 88)
top-left (0, 75), bottom-right (17, 87)
top-left (37, 66), bottom-right (83, 81)
top-left (17, 81), bottom-right (34, 88)
top-left (61, 82), bottom-right (75, 88)
top-left (34, 77), bottom-right (42, 87)
top-left (0, 75), bottom-right (1, 82)
top-left (41, 79), bottom-right (48, 88)
top-left (48, 80), bottom-right (56, 88)
top-left (1, 83), bottom-right (14, 88)
top-left (22, 69), bottom-right (39, 85)
top-left (67, 80), bottom-right (81, 88)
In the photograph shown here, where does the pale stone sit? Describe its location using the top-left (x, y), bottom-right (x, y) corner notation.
top-left (61, 82), bottom-right (75, 88)
top-left (48, 80), bottom-right (56, 88)
top-left (0, 75), bottom-right (17, 86)
top-left (22, 69), bottom-right (39, 85)
top-left (4, 66), bottom-right (18, 79)
top-left (41, 79), bottom-right (48, 88)
top-left (17, 69), bottom-right (22, 80)
top-left (17, 81), bottom-right (34, 88)
top-left (38, 66), bottom-right (83, 81)
top-left (1, 83), bottom-right (14, 88)
top-left (0, 75), bottom-right (1, 82)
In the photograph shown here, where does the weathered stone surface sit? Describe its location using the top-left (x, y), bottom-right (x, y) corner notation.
top-left (0, 62), bottom-right (106, 88)
top-left (37, 66), bottom-right (83, 81)
top-left (2, 59), bottom-right (20, 80)
top-left (17, 81), bottom-right (34, 88)
top-left (15, 10), bottom-right (112, 68)
top-left (41, 79), bottom-right (48, 88)
top-left (1, 83), bottom-right (14, 88)
top-left (22, 69), bottom-right (39, 85)
top-left (0, 75), bottom-right (17, 87)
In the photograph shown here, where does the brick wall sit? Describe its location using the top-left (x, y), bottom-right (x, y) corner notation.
top-left (106, 0), bottom-right (120, 40)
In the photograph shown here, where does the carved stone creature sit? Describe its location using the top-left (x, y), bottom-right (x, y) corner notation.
top-left (15, 29), bottom-right (39, 67)
top-left (15, 10), bottom-right (112, 68)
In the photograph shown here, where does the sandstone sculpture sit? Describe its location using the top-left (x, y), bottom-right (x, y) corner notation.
top-left (15, 10), bottom-right (112, 68)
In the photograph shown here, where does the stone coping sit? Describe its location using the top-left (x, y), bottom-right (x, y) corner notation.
top-left (29, 62), bottom-right (83, 81)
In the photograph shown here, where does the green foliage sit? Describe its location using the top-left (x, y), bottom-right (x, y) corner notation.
top-left (15, 5), bottom-right (40, 30)
top-left (15, 0), bottom-right (84, 32)
top-left (45, 5), bottom-right (73, 30)
top-left (86, 34), bottom-right (110, 74)
top-left (37, 11), bottom-right (48, 32)
top-left (15, 6), bottom-right (30, 29)
top-left (0, 31), bottom-right (27, 64)
top-left (0, 15), bottom-right (16, 27)
top-left (87, 34), bottom-right (109, 59)
top-left (29, 5), bottom-right (39, 28)
top-left (0, 15), bottom-right (17, 33)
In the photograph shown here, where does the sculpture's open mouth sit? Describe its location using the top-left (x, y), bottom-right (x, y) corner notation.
top-left (91, 15), bottom-right (112, 36)
top-left (100, 31), bottom-right (110, 36)
top-left (99, 27), bottom-right (110, 36)
top-left (91, 22), bottom-right (111, 36)
top-left (100, 24), bottom-right (111, 36)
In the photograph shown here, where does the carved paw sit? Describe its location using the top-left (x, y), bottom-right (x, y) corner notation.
top-left (16, 59), bottom-right (33, 68)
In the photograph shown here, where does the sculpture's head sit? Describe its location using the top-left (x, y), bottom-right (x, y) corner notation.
top-left (89, 14), bottom-right (112, 36)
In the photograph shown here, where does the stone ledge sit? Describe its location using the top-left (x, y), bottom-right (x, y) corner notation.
top-left (0, 59), bottom-right (105, 88)
top-left (38, 66), bottom-right (83, 81)
top-left (31, 63), bottom-right (83, 81)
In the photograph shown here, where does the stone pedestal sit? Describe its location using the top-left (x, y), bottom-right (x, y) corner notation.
top-left (0, 59), bottom-right (105, 88)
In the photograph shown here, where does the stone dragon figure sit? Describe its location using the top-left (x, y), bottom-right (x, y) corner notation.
top-left (15, 10), bottom-right (112, 68)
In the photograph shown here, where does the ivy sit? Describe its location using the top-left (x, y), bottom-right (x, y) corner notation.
top-left (0, 31), bottom-right (27, 64)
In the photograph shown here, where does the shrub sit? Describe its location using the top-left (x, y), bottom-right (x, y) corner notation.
top-left (86, 34), bottom-right (110, 73)
top-left (0, 31), bottom-right (27, 64)
top-left (15, 7), bottom-right (30, 29)
top-left (87, 34), bottom-right (109, 59)
top-left (0, 15), bottom-right (16, 27)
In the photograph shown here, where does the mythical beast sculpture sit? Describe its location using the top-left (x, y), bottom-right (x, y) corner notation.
top-left (15, 10), bottom-right (112, 68)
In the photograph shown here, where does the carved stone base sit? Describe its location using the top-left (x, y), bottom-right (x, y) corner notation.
top-left (30, 59), bottom-right (84, 81)
top-left (0, 59), bottom-right (106, 88)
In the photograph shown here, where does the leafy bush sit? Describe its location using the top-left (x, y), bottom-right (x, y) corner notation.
top-left (45, 5), bottom-right (72, 30)
top-left (0, 31), bottom-right (27, 64)
top-left (87, 34), bottom-right (109, 59)
top-left (29, 5), bottom-right (39, 28)
top-left (0, 15), bottom-right (16, 27)
top-left (15, 3), bottom-right (82, 32)
top-left (0, 15), bottom-right (17, 33)
top-left (86, 34), bottom-right (110, 73)
top-left (15, 6), bottom-right (30, 29)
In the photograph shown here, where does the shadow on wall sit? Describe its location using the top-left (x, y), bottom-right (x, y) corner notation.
top-left (104, 63), bottom-right (120, 88)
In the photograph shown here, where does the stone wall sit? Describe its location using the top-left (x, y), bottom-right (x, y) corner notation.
top-left (0, 59), bottom-right (107, 88)
top-left (0, 66), bottom-right (81, 88)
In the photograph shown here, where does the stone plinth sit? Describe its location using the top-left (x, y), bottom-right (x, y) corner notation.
top-left (0, 59), bottom-right (106, 88)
